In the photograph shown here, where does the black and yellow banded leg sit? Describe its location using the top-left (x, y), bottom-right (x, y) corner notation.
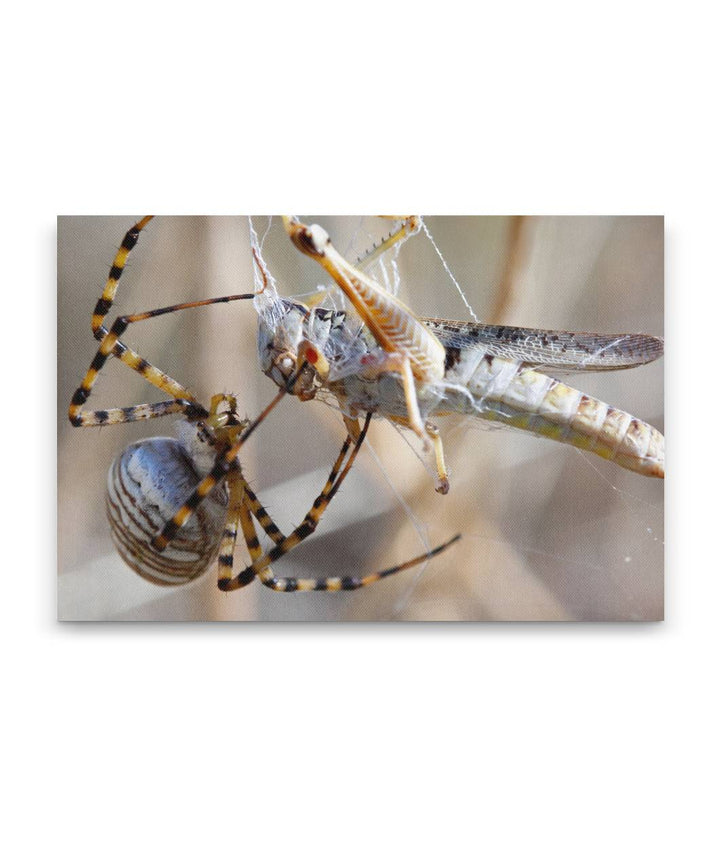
top-left (70, 295), bottom-right (257, 428)
top-left (238, 480), bottom-right (286, 547)
top-left (229, 422), bottom-right (460, 591)
top-left (92, 216), bottom-right (154, 337)
top-left (220, 432), bottom-right (355, 584)
top-left (71, 398), bottom-right (206, 429)
top-left (216, 460), bottom-right (292, 586)
top-left (215, 464), bottom-right (257, 589)
top-left (72, 212), bottom-right (257, 429)
top-left (216, 433), bottom-right (356, 588)
top-left (260, 533), bottom-right (461, 592)
top-left (89, 217), bottom-right (163, 387)
top-left (69, 309), bottom-right (203, 427)
top-left (248, 406), bottom-right (457, 591)
top-left (238, 503), bottom-right (263, 564)
top-left (250, 425), bottom-right (353, 534)
top-left (216, 415), bottom-right (371, 591)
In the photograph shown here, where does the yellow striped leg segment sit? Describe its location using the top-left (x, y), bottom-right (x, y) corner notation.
top-left (237, 431), bottom-right (354, 549)
top-left (71, 294), bottom-right (256, 429)
top-left (216, 465), bottom-right (253, 587)
top-left (238, 449), bottom-right (358, 550)
top-left (238, 503), bottom-right (263, 563)
top-left (217, 416), bottom-right (378, 591)
top-left (215, 460), bottom-right (297, 587)
top-left (69, 312), bottom-right (203, 427)
top-left (239, 481), bottom-right (286, 546)
top-left (245, 533), bottom-right (462, 594)
top-left (92, 216), bottom-right (154, 336)
top-left (216, 429), bottom-right (357, 590)
top-left (86, 216), bottom-right (174, 412)
top-left (72, 213), bottom-right (256, 430)
top-left (216, 431), bottom-right (357, 588)
top-left (289, 532), bottom-right (461, 593)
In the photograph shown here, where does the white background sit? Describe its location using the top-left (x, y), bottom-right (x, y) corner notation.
top-left (5, 1), bottom-right (717, 854)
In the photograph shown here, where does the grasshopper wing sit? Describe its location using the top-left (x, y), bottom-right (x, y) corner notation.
top-left (422, 319), bottom-right (663, 372)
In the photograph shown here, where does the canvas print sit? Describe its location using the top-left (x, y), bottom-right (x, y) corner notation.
top-left (58, 216), bottom-right (664, 620)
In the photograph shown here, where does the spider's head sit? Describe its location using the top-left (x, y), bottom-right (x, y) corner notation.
top-left (257, 299), bottom-right (320, 401)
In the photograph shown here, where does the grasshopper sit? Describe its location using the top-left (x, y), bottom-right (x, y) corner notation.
top-left (256, 216), bottom-right (664, 493)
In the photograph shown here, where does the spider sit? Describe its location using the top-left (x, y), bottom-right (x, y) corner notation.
top-left (68, 216), bottom-right (459, 592)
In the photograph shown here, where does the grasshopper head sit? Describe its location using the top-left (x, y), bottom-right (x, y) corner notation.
top-left (257, 299), bottom-right (320, 401)
top-left (283, 217), bottom-right (331, 259)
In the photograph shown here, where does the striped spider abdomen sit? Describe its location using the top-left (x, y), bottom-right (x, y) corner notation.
top-left (106, 437), bottom-right (228, 586)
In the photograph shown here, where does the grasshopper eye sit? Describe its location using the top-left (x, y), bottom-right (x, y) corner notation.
top-left (307, 223), bottom-right (330, 253)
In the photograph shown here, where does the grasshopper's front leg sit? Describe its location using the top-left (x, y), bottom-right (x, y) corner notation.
top-left (283, 216), bottom-right (447, 457)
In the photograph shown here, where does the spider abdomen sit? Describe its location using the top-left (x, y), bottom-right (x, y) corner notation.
top-left (106, 437), bottom-right (228, 586)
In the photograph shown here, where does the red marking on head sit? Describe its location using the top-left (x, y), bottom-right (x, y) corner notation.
top-left (305, 345), bottom-right (319, 364)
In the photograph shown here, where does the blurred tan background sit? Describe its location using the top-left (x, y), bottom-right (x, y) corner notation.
top-left (57, 216), bottom-right (663, 620)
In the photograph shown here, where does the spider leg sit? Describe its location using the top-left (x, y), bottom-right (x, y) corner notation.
top-left (214, 463), bottom-right (259, 590)
top-left (214, 414), bottom-right (369, 591)
top-left (86, 216), bottom-right (189, 408)
top-left (69, 305), bottom-right (204, 427)
top-left (260, 533), bottom-right (461, 592)
top-left (91, 216), bottom-right (153, 337)
top-left (239, 481), bottom-right (286, 546)
top-left (241, 433), bottom-right (354, 547)
top-left (69, 296), bottom-right (257, 428)
top-left (213, 458), bottom-right (284, 588)
top-left (238, 502), bottom-right (263, 563)
top-left (71, 214), bottom-right (256, 429)
top-left (213, 414), bottom-right (459, 594)
top-left (214, 431), bottom-right (356, 588)
top-left (250, 415), bottom-right (459, 592)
